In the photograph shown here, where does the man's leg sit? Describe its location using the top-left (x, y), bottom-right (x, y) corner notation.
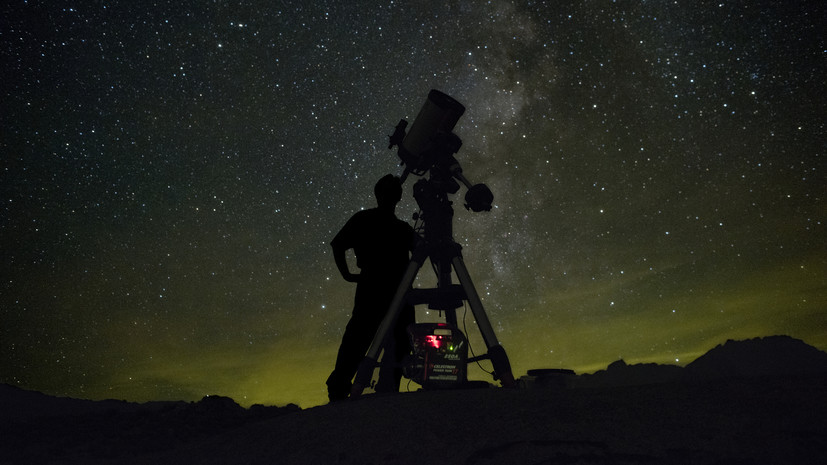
top-left (327, 316), bottom-right (373, 401)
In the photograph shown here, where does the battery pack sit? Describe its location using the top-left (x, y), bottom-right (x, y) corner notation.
top-left (403, 323), bottom-right (468, 388)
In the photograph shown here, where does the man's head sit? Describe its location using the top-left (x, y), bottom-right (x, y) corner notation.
top-left (375, 174), bottom-right (403, 209)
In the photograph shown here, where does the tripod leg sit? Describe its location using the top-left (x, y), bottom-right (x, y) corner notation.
top-left (351, 246), bottom-right (428, 398)
top-left (451, 255), bottom-right (516, 387)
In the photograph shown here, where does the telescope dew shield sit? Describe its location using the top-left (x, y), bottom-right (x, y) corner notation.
top-left (400, 90), bottom-right (466, 173)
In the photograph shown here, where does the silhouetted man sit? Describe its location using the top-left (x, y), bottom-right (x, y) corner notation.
top-left (326, 174), bottom-right (418, 402)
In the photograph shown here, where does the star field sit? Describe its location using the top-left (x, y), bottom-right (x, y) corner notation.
top-left (2, 0), bottom-right (825, 407)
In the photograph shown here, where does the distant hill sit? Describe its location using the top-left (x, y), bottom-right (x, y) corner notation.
top-left (575, 359), bottom-right (684, 387)
top-left (0, 383), bottom-right (170, 422)
top-left (569, 335), bottom-right (827, 388)
top-left (0, 383), bottom-right (298, 423)
top-left (685, 335), bottom-right (827, 379)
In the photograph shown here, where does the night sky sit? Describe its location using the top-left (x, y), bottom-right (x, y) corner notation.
top-left (2, 1), bottom-right (824, 408)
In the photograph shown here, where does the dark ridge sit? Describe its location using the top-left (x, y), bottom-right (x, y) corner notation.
top-left (564, 335), bottom-right (827, 389)
top-left (576, 359), bottom-right (685, 387)
top-left (685, 335), bottom-right (827, 379)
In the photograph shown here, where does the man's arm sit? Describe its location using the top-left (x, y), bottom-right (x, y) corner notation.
top-left (332, 243), bottom-right (360, 283)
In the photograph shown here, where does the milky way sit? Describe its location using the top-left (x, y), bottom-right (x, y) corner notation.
top-left (2, 1), bottom-right (824, 407)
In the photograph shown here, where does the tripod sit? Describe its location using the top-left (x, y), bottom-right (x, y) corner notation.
top-left (350, 161), bottom-right (516, 398)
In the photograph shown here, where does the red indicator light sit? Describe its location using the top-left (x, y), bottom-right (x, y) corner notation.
top-left (424, 335), bottom-right (441, 349)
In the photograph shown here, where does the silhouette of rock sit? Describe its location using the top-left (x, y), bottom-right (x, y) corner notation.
top-left (191, 395), bottom-right (245, 420)
top-left (578, 359), bottom-right (684, 387)
top-left (685, 335), bottom-right (827, 380)
top-left (572, 336), bottom-right (827, 388)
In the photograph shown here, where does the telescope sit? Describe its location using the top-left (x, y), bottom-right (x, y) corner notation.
top-left (350, 89), bottom-right (515, 397)
top-left (388, 89), bottom-right (493, 213)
